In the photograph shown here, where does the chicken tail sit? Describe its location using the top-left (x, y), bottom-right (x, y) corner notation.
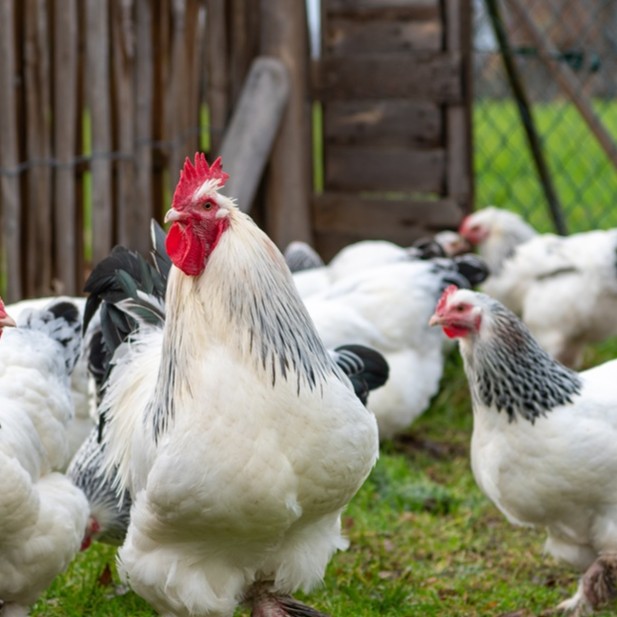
top-left (83, 223), bottom-right (168, 389)
top-left (330, 344), bottom-right (389, 406)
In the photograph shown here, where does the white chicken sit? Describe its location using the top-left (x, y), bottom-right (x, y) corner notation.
top-left (288, 233), bottom-right (463, 300)
top-left (430, 286), bottom-right (617, 615)
top-left (289, 239), bottom-right (415, 299)
top-left (87, 154), bottom-right (379, 617)
top-left (302, 256), bottom-right (487, 439)
top-left (6, 296), bottom-right (97, 461)
top-left (0, 298), bottom-right (89, 616)
top-left (459, 206), bottom-right (617, 368)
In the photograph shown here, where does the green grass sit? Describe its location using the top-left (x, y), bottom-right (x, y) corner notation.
top-left (31, 340), bottom-right (617, 617)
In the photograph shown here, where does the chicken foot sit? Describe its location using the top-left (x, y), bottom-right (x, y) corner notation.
top-left (247, 584), bottom-right (331, 617)
top-left (582, 553), bottom-right (617, 610)
top-left (554, 553), bottom-right (617, 616)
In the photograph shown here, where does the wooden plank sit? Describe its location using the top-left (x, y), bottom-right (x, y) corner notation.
top-left (313, 193), bottom-right (461, 237)
top-left (151, 0), bottom-right (170, 219)
top-left (111, 0), bottom-right (139, 251)
top-left (261, 0), bottom-right (313, 246)
top-left (53, 0), bottom-right (78, 295)
top-left (444, 0), bottom-right (472, 214)
top-left (134, 0), bottom-right (155, 237)
top-left (75, 0), bottom-right (86, 282)
top-left (325, 146), bottom-right (445, 193)
top-left (315, 53), bottom-right (462, 102)
top-left (325, 0), bottom-right (439, 20)
top-left (166, 0), bottom-right (188, 193)
top-left (205, 0), bottom-right (229, 156)
top-left (86, 0), bottom-right (113, 264)
top-left (0, 0), bottom-right (22, 301)
top-left (219, 57), bottom-right (289, 211)
top-left (183, 0), bottom-right (204, 158)
top-left (24, 0), bottom-right (52, 296)
top-left (229, 0), bottom-right (260, 106)
top-left (325, 17), bottom-right (441, 55)
top-left (323, 100), bottom-right (442, 147)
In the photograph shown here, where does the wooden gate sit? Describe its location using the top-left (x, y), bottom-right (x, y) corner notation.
top-left (312, 0), bottom-right (473, 259)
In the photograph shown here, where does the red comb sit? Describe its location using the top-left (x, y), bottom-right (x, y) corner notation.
top-left (436, 285), bottom-right (459, 314)
top-left (172, 153), bottom-right (230, 210)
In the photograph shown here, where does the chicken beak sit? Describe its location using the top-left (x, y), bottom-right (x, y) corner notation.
top-left (428, 313), bottom-right (443, 327)
top-left (0, 313), bottom-right (16, 328)
top-left (164, 208), bottom-right (183, 223)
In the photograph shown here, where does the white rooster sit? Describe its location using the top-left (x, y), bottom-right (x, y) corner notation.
top-left (70, 229), bottom-right (386, 553)
top-left (87, 154), bottom-right (379, 617)
top-left (459, 206), bottom-right (617, 368)
top-left (0, 298), bottom-right (89, 616)
top-left (430, 286), bottom-right (617, 615)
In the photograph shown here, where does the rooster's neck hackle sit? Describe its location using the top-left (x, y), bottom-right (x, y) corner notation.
top-left (462, 301), bottom-right (582, 423)
top-left (149, 212), bottom-right (339, 442)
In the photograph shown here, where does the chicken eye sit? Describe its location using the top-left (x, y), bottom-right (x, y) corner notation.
top-left (456, 304), bottom-right (465, 312)
top-left (202, 201), bottom-right (213, 210)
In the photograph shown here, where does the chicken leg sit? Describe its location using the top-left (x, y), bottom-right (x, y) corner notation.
top-left (555, 554), bottom-right (617, 616)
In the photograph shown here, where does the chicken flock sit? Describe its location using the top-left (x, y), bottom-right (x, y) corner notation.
top-left (2, 154), bottom-right (617, 617)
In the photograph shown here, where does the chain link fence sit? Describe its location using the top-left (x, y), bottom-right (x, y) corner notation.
top-left (473, 0), bottom-right (617, 233)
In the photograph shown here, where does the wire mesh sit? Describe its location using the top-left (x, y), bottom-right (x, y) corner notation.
top-left (473, 0), bottom-right (617, 232)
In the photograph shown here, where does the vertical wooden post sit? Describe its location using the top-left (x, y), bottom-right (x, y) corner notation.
top-left (206, 0), bottom-right (229, 156)
top-left (184, 0), bottom-right (204, 158)
top-left (166, 0), bottom-right (188, 190)
top-left (229, 0), bottom-right (259, 106)
top-left (444, 0), bottom-right (473, 216)
top-left (24, 0), bottom-right (52, 296)
top-left (134, 0), bottom-right (155, 233)
top-left (53, 0), bottom-right (79, 294)
top-left (151, 0), bottom-right (170, 220)
top-left (86, 0), bottom-right (114, 263)
top-left (112, 0), bottom-right (140, 252)
top-left (0, 0), bottom-right (23, 301)
top-left (260, 0), bottom-right (313, 247)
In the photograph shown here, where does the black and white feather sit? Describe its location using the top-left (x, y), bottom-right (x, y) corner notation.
top-left (330, 344), bottom-right (389, 406)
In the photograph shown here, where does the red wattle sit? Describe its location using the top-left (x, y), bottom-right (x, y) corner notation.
top-left (443, 325), bottom-right (468, 339)
top-left (165, 223), bottom-right (206, 276)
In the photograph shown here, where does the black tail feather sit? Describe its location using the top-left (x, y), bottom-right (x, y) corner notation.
top-left (83, 224), bottom-right (169, 391)
top-left (150, 219), bottom-right (172, 280)
top-left (332, 344), bottom-right (389, 406)
top-left (453, 253), bottom-right (490, 286)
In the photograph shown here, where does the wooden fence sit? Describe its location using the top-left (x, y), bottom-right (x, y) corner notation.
top-left (0, 0), bottom-right (472, 302)
top-left (0, 0), bottom-right (263, 302)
